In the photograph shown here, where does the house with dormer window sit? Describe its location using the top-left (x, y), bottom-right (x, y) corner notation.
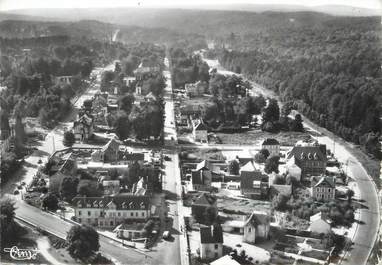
top-left (72, 195), bottom-right (151, 228)
top-left (286, 143), bottom-right (327, 178)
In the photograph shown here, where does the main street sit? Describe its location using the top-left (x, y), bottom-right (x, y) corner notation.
top-left (203, 55), bottom-right (380, 265)
top-left (151, 56), bottom-right (185, 265)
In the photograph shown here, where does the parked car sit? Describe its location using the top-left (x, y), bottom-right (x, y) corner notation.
top-left (164, 155), bottom-right (171, 161)
top-left (162, 231), bottom-right (171, 239)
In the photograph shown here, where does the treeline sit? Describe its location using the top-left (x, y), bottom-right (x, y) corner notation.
top-left (215, 16), bottom-right (382, 158)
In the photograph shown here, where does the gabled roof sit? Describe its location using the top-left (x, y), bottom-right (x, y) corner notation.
top-left (310, 212), bottom-right (325, 222)
top-left (244, 211), bottom-right (270, 227)
top-left (200, 225), bottom-right (223, 244)
top-left (195, 122), bottom-right (208, 131)
top-left (195, 160), bottom-right (211, 171)
top-left (287, 145), bottom-right (326, 162)
top-left (193, 193), bottom-right (216, 206)
top-left (102, 138), bottom-right (119, 153)
top-left (210, 255), bottom-right (241, 265)
top-left (313, 176), bottom-right (335, 188)
top-left (240, 161), bottom-right (256, 172)
top-left (262, 138), bottom-right (280, 146)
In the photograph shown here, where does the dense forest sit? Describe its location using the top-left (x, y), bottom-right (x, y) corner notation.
top-left (214, 15), bottom-right (382, 158)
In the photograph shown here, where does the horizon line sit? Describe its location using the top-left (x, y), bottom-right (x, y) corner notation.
top-left (1, 3), bottom-right (381, 12)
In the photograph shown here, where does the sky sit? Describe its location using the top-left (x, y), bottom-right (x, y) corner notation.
top-left (0, 0), bottom-right (381, 11)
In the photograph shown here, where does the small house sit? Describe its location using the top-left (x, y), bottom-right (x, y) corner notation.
top-left (101, 139), bottom-right (120, 162)
top-left (114, 222), bottom-right (146, 240)
top-left (193, 120), bottom-right (208, 143)
top-left (185, 81), bottom-right (207, 98)
top-left (191, 160), bottom-right (212, 191)
top-left (310, 175), bottom-right (335, 201)
top-left (240, 162), bottom-right (267, 198)
top-left (73, 113), bottom-right (94, 143)
top-left (243, 211), bottom-right (270, 243)
top-left (309, 212), bottom-right (331, 234)
top-left (261, 138), bottom-right (280, 157)
top-left (199, 225), bottom-right (223, 260)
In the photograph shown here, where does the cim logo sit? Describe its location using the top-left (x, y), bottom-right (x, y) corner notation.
top-left (4, 246), bottom-right (39, 260)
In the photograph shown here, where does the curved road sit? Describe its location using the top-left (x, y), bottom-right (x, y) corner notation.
top-left (202, 55), bottom-right (380, 265)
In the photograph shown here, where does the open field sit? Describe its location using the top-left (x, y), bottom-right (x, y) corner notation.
top-left (216, 130), bottom-right (311, 146)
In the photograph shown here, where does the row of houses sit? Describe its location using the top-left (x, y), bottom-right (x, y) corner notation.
top-left (189, 139), bottom-right (333, 201)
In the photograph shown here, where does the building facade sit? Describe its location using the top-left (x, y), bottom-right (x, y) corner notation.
top-left (199, 225), bottom-right (224, 260)
top-left (72, 195), bottom-right (151, 228)
top-left (286, 144), bottom-right (327, 177)
top-left (310, 176), bottom-right (335, 201)
top-left (261, 138), bottom-right (280, 157)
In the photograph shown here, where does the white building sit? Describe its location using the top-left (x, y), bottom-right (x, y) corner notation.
top-left (199, 225), bottom-right (223, 260)
top-left (309, 212), bottom-right (331, 234)
top-left (72, 195), bottom-right (151, 228)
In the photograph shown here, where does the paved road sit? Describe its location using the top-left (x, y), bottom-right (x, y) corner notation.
top-left (12, 197), bottom-right (149, 265)
top-left (202, 54), bottom-right (380, 265)
top-left (149, 56), bottom-right (184, 265)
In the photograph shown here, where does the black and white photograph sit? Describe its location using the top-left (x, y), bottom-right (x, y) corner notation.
top-left (0, 0), bottom-right (381, 264)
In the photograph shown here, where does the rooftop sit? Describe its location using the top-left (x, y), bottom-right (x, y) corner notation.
top-left (200, 225), bottom-right (223, 244)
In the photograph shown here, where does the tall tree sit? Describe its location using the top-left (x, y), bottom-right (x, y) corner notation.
top-left (66, 225), bottom-right (100, 260)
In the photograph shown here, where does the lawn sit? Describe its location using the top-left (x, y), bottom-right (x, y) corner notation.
top-left (217, 195), bottom-right (271, 215)
top-left (216, 130), bottom-right (311, 146)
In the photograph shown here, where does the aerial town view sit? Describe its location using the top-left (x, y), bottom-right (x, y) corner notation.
top-left (0, 1), bottom-right (381, 265)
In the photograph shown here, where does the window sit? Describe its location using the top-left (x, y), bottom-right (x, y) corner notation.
top-left (78, 210), bottom-right (82, 216)
top-left (214, 244), bottom-right (218, 250)
top-left (118, 212), bottom-right (121, 217)
top-left (142, 212), bottom-right (145, 217)
top-left (110, 221), bottom-right (114, 226)
top-left (328, 188), bottom-right (331, 193)
top-left (136, 212), bottom-right (138, 217)
top-left (215, 253), bottom-right (218, 258)
top-left (248, 227), bottom-right (252, 233)
top-left (78, 218), bottom-right (82, 223)
top-left (87, 218), bottom-right (91, 223)
top-left (131, 212), bottom-right (134, 217)
top-left (88, 211), bottom-right (91, 216)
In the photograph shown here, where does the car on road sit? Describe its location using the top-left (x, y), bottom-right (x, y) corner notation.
top-left (164, 155), bottom-right (171, 161)
top-left (13, 189), bottom-right (20, 195)
top-left (162, 231), bottom-right (171, 240)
